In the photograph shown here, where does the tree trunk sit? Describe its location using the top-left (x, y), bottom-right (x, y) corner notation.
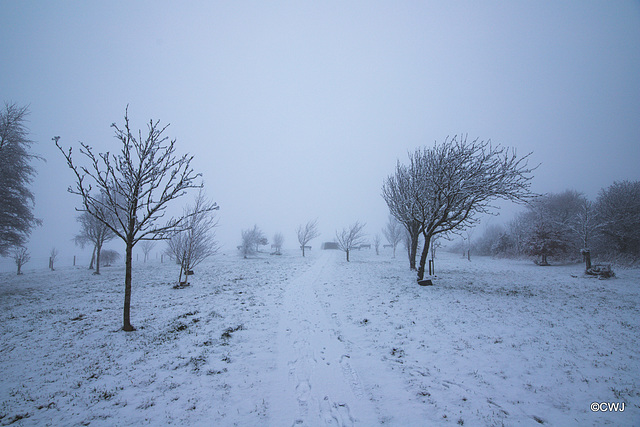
top-left (417, 233), bottom-right (432, 281)
top-left (89, 245), bottom-right (96, 270)
top-left (584, 250), bottom-right (592, 271)
top-left (346, 249), bottom-right (350, 262)
top-left (123, 239), bottom-right (135, 331)
top-left (409, 233), bottom-right (418, 270)
top-left (16, 263), bottom-right (22, 275)
top-left (94, 243), bottom-right (102, 275)
top-left (302, 245), bottom-right (305, 257)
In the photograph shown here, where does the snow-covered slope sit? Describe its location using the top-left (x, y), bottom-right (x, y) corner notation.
top-left (1, 249), bottom-right (638, 425)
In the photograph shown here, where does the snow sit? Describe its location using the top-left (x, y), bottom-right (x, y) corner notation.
top-left (1, 249), bottom-right (639, 426)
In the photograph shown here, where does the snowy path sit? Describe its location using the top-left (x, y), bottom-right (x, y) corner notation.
top-left (270, 251), bottom-right (380, 426)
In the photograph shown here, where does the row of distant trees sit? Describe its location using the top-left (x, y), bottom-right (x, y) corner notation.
top-left (237, 218), bottom-right (407, 263)
top-left (466, 182), bottom-right (640, 265)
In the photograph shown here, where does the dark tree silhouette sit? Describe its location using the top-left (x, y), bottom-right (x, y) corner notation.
top-left (297, 219), bottom-right (320, 257)
top-left (0, 103), bottom-right (42, 256)
top-left (335, 221), bottom-right (366, 262)
top-left (12, 246), bottom-right (30, 275)
top-left (55, 107), bottom-right (210, 331)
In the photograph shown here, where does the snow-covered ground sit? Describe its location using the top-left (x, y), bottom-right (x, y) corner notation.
top-left (1, 249), bottom-right (638, 426)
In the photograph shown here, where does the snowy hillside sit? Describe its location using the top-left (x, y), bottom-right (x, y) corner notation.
top-left (1, 249), bottom-right (638, 426)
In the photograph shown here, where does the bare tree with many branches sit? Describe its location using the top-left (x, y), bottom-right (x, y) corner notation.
top-left (382, 215), bottom-right (403, 258)
top-left (239, 225), bottom-right (264, 259)
top-left (55, 107), bottom-right (212, 331)
top-left (384, 135), bottom-right (536, 282)
top-left (74, 196), bottom-right (116, 274)
top-left (12, 246), bottom-right (30, 275)
top-left (335, 221), bottom-right (366, 262)
top-left (382, 158), bottom-right (424, 270)
top-left (166, 191), bottom-right (219, 286)
top-left (273, 232), bottom-right (284, 255)
top-left (49, 247), bottom-right (59, 271)
top-left (140, 240), bottom-right (156, 263)
top-left (297, 219), bottom-right (320, 257)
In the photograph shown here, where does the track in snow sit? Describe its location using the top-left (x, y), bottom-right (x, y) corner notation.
top-left (270, 251), bottom-right (378, 426)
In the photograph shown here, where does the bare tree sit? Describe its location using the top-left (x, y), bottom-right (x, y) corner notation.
top-left (373, 234), bottom-right (381, 255)
top-left (239, 225), bottom-right (262, 259)
top-left (273, 232), bottom-right (284, 255)
top-left (256, 233), bottom-right (268, 253)
top-left (55, 107), bottom-right (211, 331)
top-left (0, 103), bottom-right (42, 256)
top-left (140, 240), bottom-right (156, 263)
top-left (464, 227), bottom-right (475, 261)
top-left (74, 199), bottom-right (115, 274)
top-left (240, 229), bottom-right (254, 258)
top-left (384, 136), bottom-right (536, 282)
top-left (335, 221), bottom-right (366, 262)
top-left (297, 219), bottom-right (320, 257)
top-left (382, 215), bottom-right (402, 258)
top-left (49, 247), bottom-right (58, 271)
top-left (382, 159), bottom-right (424, 270)
top-left (570, 196), bottom-right (596, 269)
top-left (12, 246), bottom-right (30, 275)
top-left (101, 249), bottom-right (121, 266)
top-left (595, 180), bottom-right (640, 259)
top-left (166, 191), bottom-right (219, 286)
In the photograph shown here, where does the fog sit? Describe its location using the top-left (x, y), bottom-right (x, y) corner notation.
top-left (1, 1), bottom-right (639, 266)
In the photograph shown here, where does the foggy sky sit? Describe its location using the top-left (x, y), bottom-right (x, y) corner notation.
top-left (1, 1), bottom-right (639, 266)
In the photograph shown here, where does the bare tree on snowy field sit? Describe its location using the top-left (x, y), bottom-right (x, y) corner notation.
top-left (335, 221), bottom-right (366, 262)
top-left (273, 232), bottom-right (284, 255)
top-left (382, 160), bottom-right (424, 270)
top-left (239, 225), bottom-right (262, 259)
top-left (256, 233), bottom-right (268, 253)
top-left (101, 249), bottom-right (120, 266)
top-left (382, 216), bottom-right (402, 258)
top-left (384, 135), bottom-right (536, 282)
top-left (74, 198), bottom-right (115, 274)
top-left (464, 227), bottom-right (475, 261)
top-left (240, 229), bottom-right (253, 258)
top-left (49, 247), bottom-right (58, 271)
top-left (12, 246), bottom-right (30, 275)
top-left (55, 107), bottom-right (210, 332)
top-left (166, 191), bottom-right (219, 286)
top-left (571, 196), bottom-right (596, 250)
top-left (595, 180), bottom-right (640, 259)
top-left (0, 103), bottom-right (42, 256)
top-left (297, 219), bottom-right (320, 257)
top-left (140, 240), bottom-right (156, 263)
top-left (373, 234), bottom-right (381, 255)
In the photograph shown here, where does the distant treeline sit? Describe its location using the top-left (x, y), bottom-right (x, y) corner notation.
top-left (451, 181), bottom-right (640, 265)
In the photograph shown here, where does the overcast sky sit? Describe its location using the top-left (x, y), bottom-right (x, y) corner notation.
top-left (1, 1), bottom-right (639, 265)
